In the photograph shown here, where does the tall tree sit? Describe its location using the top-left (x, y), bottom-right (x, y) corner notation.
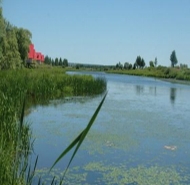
top-left (3, 24), bottom-right (21, 69)
top-left (0, 5), bottom-right (32, 69)
top-left (0, 19), bottom-right (21, 69)
top-left (16, 28), bottom-right (32, 65)
top-left (154, 57), bottom-right (157, 67)
top-left (141, 58), bottom-right (145, 68)
top-left (135, 56), bottom-right (141, 68)
top-left (55, 57), bottom-right (59, 66)
top-left (135, 56), bottom-right (146, 69)
top-left (59, 57), bottom-right (63, 66)
top-left (170, 50), bottom-right (178, 67)
top-left (124, 62), bottom-right (132, 70)
top-left (149, 61), bottom-right (154, 67)
top-left (63, 58), bottom-right (68, 67)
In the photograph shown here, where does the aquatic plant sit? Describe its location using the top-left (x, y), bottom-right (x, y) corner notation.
top-left (50, 92), bottom-right (107, 182)
top-left (0, 68), bottom-right (107, 184)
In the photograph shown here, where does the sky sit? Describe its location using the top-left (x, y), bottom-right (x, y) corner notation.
top-left (2, 0), bottom-right (190, 66)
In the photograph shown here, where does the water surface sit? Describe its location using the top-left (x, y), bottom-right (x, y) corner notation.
top-left (27, 72), bottom-right (190, 184)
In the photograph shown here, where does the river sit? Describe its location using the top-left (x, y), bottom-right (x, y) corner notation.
top-left (27, 71), bottom-right (190, 184)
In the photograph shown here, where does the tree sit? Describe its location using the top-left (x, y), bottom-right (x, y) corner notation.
top-left (154, 57), bottom-right (157, 67)
top-left (133, 63), bottom-right (137, 69)
top-left (0, 5), bottom-right (31, 69)
top-left (135, 56), bottom-right (141, 68)
top-left (63, 58), bottom-right (68, 67)
top-left (135, 56), bottom-right (145, 69)
top-left (124, 62), bottom-right (129, 69)
top-left (51, 59), bottom-right (55, 66)
top-left (140, 58), bottom-right (145, 68)
top-left (124, 62), bottom-right (132, 70)
top-left (16, 28), bottom-right (32, 65)
top-left (55, 58), bottom-right (59, 66)
top-left (149, 61), bottom-right (154, 67)
top-left (116, 62), bottom-right (123, 69)
top-left (3, 25), bottom-right (21, 69)
top-left (44, 55), bottom-right (52, 65)
top-left (170, 50), bottom-right (178, 67)
top-left (0, 19), bottom-right (21, 69)
top-left (59, 57), bottom-right (63, 66)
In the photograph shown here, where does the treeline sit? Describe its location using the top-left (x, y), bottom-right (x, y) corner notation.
top-left (44, 55), bottom-right (69, 67)
top-left (116, 56), bottom-right (146, 70)
top-left (0, 7), bottom-right (32, 70)
top-left (115, 51), bottom-right (188, 70)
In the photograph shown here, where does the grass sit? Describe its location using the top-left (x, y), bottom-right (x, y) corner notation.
top-left (0, 67), bottom-right (107, 185)
top-left (107, 66), bottom-right (190, 81)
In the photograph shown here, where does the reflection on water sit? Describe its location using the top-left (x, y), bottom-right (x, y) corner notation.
top-left (135, 85), bottom-right (144, 95)
top-left (27, 72), bottom-right (190, 184)
top-left (170, 87), bottom-right (177, 104)
top-left (149, 86), bottom-right (157, 96)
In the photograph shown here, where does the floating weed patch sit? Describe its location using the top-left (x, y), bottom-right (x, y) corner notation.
top-left (84, 162), bottom-right (185, 185)
top-left (34, 167), bottom-right (87, 185)
top-left (82, 130), bottom-right (139, 155)
top-left (34, 162), bottom-right (189, 185)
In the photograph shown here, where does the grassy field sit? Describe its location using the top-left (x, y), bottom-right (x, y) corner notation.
top-left (0, 67), bottom-right (107, 185)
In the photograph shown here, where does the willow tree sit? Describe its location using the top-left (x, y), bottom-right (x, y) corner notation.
top-left (0, 5), bottom-right (32, 69)
top-left (16, 28), bottom-right (32, 65)
top-left (0, 20), bottom-right (22, 69)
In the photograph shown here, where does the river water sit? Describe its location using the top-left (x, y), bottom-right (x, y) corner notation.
top-left (27, 71), bottom-right (190, 184)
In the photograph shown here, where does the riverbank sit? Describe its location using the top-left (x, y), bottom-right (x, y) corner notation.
top-left (107, 67), bottom-right (190, 81)
top-left (0, 67), bottom-right (107, 185)
top-left (67, 66), bottom-right (190, 85)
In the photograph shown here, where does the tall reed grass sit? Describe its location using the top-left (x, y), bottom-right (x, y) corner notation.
top-left (0, 68), bottom-right (107, 185)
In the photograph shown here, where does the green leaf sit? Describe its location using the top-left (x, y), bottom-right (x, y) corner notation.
top-left (50, 91), bottom-right (107, 179)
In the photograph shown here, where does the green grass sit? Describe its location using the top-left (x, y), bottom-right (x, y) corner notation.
top-left (107, 66), bottom-right (190, 81)
top-left (0, 67), bottom-right (107, 185)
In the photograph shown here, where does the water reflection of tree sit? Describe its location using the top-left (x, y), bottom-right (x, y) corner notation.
top-left (149, 86), bottom-right (157, 96)
top-left (136, 85), bottom-right (144, 95)
top-left (170, 88), bottom-right (177, 104)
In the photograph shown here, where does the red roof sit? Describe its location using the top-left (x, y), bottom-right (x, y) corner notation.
top-left (28, 44), bottom-right (44, 62)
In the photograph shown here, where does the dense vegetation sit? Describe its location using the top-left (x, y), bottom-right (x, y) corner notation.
top-left (0, 68), bottom-right (106, 185)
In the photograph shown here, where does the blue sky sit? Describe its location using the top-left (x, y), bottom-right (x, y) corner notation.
top-left (2, 0), bottom-right (190, 66)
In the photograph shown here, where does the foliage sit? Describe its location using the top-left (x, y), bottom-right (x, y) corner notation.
top-left (135, 56), bottom-right (146, 69)
top-left (149, 61), bottom-right (154, 67)
top-left (116, 62), bottom-right (123, 69)
top-left (154, 57), bottom-right (158, 67)
top-left (170, 50), bottom-right (178, 67)
top-left (0, 8), bottom-right (31, 69)
top-left (63, 58), bottom-right (68, 67)
top-left (44, 55), bottom-right (52, 65)
top-left (16, 27), bottom-right (32, 64)
top-left (55, 57), bottom-right (59, 66)
top-left (124, 62), bottom-right (132, 69)
top-left (180, 63), bottom-right (188, 69)
top-left (44, 55), bottom-right (68, 67)
top-left (59, 57), bottom-right (63, 66)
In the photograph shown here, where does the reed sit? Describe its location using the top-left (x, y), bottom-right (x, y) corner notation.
top-left (0, 68), bottom-right (107, 185)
